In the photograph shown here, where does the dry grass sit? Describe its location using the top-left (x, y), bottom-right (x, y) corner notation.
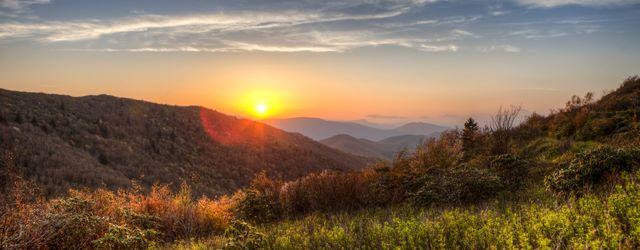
top-left (0, 178), bottom-right (234, 248)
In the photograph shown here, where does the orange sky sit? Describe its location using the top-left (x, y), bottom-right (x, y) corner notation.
top-left (0, 46), bottom-right (635, 126)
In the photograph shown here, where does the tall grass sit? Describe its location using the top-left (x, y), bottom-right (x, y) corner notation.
top-left (258, 171), bottom-right (640, 249)
top-left (0, 181), bottom-right (234, 249)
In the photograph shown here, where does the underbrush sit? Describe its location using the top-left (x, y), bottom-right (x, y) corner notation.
top-left (0, 183), bottom-right (233, 249)
top-left (256, 171), bottom-right (640, 249)
top-left (545, 145), bottom-right (640, 194)
top-left (157, 171), bottom-right (640, 249)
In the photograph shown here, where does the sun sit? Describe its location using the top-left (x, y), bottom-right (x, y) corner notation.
top-left (254, 102), bottom-right (269, 117)
top-left (240, 89), bottom-right (281, 119)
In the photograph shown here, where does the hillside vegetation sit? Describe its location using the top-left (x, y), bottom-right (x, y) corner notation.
top-left (1, 76), bottom-right (639, 249)
top-left (0, 90), bottom-right (368, 197)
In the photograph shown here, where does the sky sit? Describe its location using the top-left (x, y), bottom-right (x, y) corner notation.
top-left (0, 0), bottom-right (639, 126)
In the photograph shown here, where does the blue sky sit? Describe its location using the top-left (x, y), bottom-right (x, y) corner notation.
top-left (0, 0), bottom-right (639, 125)
top-left (1, 0), bottom-right (638, 53)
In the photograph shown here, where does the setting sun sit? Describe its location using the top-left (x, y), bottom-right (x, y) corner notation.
top-left (255, 103), bottom-right (268, 117)
top-left (238, 89), bottom-right (285, 119)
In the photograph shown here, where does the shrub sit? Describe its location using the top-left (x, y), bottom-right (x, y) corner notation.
top-left (127, 183), bottom-right (232, 240)
top-left (545, 146), bottom-right (640, 193)
top-left (0, 199), bottom-right (50, 249)
top-left (410, 130), bottom-right (463, 171)
top-left (41, 196), bottom-right (110, 249)
top-left (232, 172), bottom-right (282, 223)
top-left (233, 189), bottom-right (281, 223)
top-left (515, 112), bottom-right (547, 140)
top-left (93, 224), bottom-right (159, 249)
top-left (279, 170), bottom-right (383, 216)
top-left (195, 196), bottom-right (233, 234)
top-left (575, 111), bottom-right (636, 140)
top-left (222, 220), bottom-right (264, 249)
top-left (490, 154), bottom-right (530, 189)
top-left (519, 137), bottom-right (571, 161)
top-left (409, 166), bottom-right (502, 205)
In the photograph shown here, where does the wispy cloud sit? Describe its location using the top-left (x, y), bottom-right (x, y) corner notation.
top-left (509, 28), bottom-right (569, 39)
top-left (0, 0), bottom-right (629, 53)
top-left (0, 1), bottom-right (467, 53)
top-left (220, 41), bottom-right (342, 53)
top-left (1, 10), bottom-right (402, 42)
top-left (479, 44), bottom-right (521, 53)
top-left (0, 0), bottom-right (49, 10)
top-left (514, 0), bottom-right (640, 8)
top-left (418, 44), bottom-right (458, 52)
top-left (0, 0), bottom-right (429, 42)
top-left (451, 29), bottom-right (474, 36)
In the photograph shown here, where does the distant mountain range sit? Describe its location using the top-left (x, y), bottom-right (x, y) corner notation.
top-left (265, 117), bottom-right (448, 141)
top-left (0, 89), bottom-right (369, 197)
top-left (320, 134), bottom-right (435, 160)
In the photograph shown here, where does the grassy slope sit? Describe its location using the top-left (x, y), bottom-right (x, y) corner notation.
top-left (257, 174), bottom-right (639, 249)
top-left (168, 170), bottom-right (638, 249)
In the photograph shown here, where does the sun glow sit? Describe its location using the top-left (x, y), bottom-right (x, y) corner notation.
top-left (238, 89), bottom-right (283, 119)
top-left (255, 102), bottom-right (268, 116)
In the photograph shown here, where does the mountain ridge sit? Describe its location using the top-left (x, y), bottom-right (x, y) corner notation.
top-left (320, 133), bottom-right (436, 160)
top-left (265, 117), bottom-right (448, 141)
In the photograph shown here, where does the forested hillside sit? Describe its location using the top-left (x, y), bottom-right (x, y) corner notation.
top-left (0, 89), bottom-right (368, 197)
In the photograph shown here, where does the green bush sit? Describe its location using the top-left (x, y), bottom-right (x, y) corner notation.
top-left (490, 154), bottom-right (530, 189)
top-left (575, 111), bottom-right (636, 140)
top-left (233, 189), bottom-right (281, 224)
top-left (93, 224), bottom-right (159, 249)
top-left (222, 220), bottom-right (264, 249)
top-left (519, 138), bottom-right (571, 162)
top-left (409, 166), bottom-right (502, 205)
top-left (545, 146), bottom-right (640, 193)
top-left (122, 209), bottom-right (160, 230)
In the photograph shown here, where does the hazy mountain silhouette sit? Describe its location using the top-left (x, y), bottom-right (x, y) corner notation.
top-left (0, 89), bottom-right (370, 197)
top-left (390, 122), bottom-right (449, 136)
top-left (320, 133), bottom-right (437, 160)
top-left (265, 118), bottom-right (447, 141)
top-left (319, 134), bottom-right (390, 159)
top-left (377, 133), bottom-right (437, 151)
top-left (349, 119), bottom-right (399, 129)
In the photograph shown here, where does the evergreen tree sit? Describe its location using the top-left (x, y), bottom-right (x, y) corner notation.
top-left (462, 117), bottom-right (479, 160)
